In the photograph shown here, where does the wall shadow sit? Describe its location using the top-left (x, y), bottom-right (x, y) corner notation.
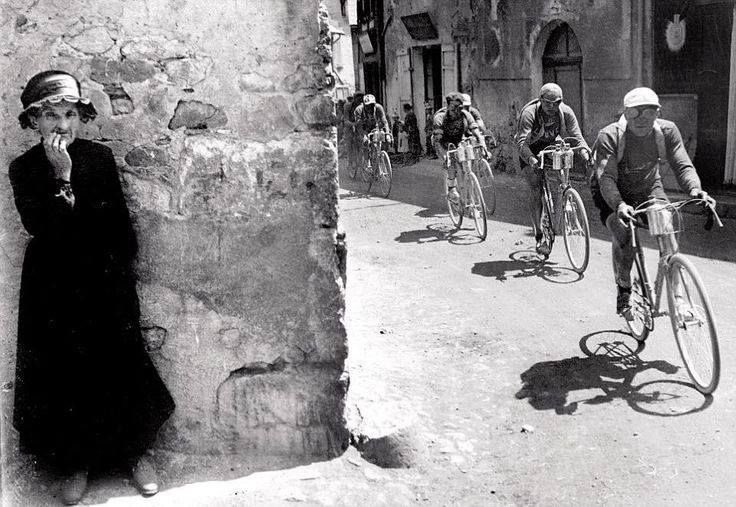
top-left (515, 329), bottom-right (712, 416)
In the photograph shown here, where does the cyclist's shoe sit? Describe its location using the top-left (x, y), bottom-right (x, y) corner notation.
top-left (535, 236), bottom-right (551, 258)
top-left (447, 187), bottom-right (460, 204)
top-left (616, 285), bottom-right (632, 317)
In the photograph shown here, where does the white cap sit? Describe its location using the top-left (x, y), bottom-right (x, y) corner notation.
top-left (623, 87), bottom-right (660, 108)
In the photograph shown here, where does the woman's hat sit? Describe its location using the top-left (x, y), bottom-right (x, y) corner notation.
top-left (18, 70), bottom-right (97, 128)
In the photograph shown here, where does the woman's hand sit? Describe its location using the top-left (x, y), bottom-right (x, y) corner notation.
top-left (44, 133), bottom-right (72, 181)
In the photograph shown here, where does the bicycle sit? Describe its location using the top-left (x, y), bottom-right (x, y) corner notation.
top-left (445, 138), bottom-right (488, 240)
top-left (357, 129), bottom-right (393, 197)
top-left (536, 137), bottom-right (592, 273)
top-left (624, 197), bottom-right (723, 394)
top-left (471, 142), bottom-right (497, 216)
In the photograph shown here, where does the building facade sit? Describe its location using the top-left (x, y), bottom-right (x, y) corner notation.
top-left (378, 0), bottom-right (736, 188)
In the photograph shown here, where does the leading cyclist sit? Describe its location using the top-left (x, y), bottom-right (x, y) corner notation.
top-left (516, 83), bottom-right (589, 256)
top-left (432, 91), bottom-right (487, 203)
top-left (591, 87), bottom-right (712, 318)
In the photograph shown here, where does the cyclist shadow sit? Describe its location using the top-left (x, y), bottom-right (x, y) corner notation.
top-left (471, 250), bottom-right (582, 283)
top-left (395, 222), bottom-right (486, 245)
top-left (515, 329), bottom-right (713, 416)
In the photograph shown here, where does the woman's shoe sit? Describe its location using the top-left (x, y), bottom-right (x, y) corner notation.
top-left (131, 455), bottom-right (159, 496)
top-left (60, 470), bottom-right (88, 505)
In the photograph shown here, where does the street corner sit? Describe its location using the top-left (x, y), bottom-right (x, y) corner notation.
top-left (345, 399), bottom-right (425, 469)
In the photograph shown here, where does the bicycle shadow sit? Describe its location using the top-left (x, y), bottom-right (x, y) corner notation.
top-left (515, 329), bottom-right (712, 416)
top-left (395, 223), bottom-right (455, 244)
top-left (471, 250), bottom-right (582, 283)
top-left (395, 222), bottom-right (487, 245)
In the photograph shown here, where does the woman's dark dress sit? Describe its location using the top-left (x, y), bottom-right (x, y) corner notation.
top-left (9, 139), bottom-right (175, 471)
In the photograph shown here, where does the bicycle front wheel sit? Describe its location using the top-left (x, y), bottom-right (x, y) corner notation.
top-left (666, 254), bottom-right (720, 394)
top-left (466, 172), bottom-right (487, 240)
top-left (561, 187), bottom-right (590, 273)
top-left (447, 176), bottom-right (463, 229)
top-left (626, 259), bottom-right (653, 342)
top-left (474, 158), bottom-right (496, 215)
top-left (376, 151), bottom-right (392, 197)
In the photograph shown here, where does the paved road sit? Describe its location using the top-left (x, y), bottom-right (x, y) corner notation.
top-left (341, 157), bottom-right (736, 505)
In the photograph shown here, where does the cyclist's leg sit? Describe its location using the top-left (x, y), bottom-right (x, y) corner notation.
top-left (523, 164), bottom-right (544, 243)
top-left (606, 213), bottom-right (636, 314)
top-left (447, 158), bottom-right (461, 203)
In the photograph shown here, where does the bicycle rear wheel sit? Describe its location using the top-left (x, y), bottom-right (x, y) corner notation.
top-left (474, 158), bottom-right (496, 215)
top-left (626, 259), bottom-right (652, 342)
top-left (375, 151), bottom-right (392, 197)
top-left (666, 254), bottom-right (720, 394)
top-left (466, 172), bottom-right (487, 240)
top-left (561, 187), bottom-right (590, 273)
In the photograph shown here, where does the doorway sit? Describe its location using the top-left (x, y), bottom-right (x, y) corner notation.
top-left (423, 45), bottom-right (443, 113)
top-left (542, 23), bottom-right (584, 131)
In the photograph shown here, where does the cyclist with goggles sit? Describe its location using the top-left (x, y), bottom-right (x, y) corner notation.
top-left (592, 87), bottom-right (711, 317)
top-left (516, 83), bottom-right (589, 256)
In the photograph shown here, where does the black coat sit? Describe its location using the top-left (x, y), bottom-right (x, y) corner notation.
top-left (9, 139), bottom-right (174, 470)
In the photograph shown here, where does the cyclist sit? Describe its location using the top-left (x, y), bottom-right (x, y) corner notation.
top-left (353, 94), bottom-right (391, 166)
top-left (432, 91), bottom-right (486, 203)
top-left (591, 87), bottom-right (712, 317)
top-left (516, 83), bottom-right (589, 256)
top-left (462, 93), bottom-right (497, 148)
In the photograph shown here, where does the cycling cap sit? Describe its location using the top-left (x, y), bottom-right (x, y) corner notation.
top-left (461, 93), bottom-right (472, 106)
top-left (623, 87), bottom-right (660, 108)
top-left (363, 94), bottom-right (376, 105)
top-left (539, 82), bottom-right (563, 101)
top-left (445, 91), bottom-right (464, 104)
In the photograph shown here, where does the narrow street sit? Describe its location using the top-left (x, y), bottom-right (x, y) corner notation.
top-left (342, 157), bottom-right (736, 505)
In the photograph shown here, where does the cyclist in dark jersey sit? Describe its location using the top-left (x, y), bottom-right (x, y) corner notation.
top-left (516, 83), bottom-right (589, 255)
top-left (432, 92), bottom-right (486, 203)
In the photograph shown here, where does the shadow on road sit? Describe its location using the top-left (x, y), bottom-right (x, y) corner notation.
top-left (471, 250), bottom-right (583, 284)
top-left (395, 222), bottom-right (489, 245)
top-left (515, 329), bottom-right (712, 416)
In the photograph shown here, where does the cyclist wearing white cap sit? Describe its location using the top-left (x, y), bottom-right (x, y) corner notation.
top-left (592, 86), bottom-right (711, 317)
top-left (354, 94), bottom-right (390, 144)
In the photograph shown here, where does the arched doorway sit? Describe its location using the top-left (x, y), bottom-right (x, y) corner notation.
top-left (542, 23), bottom-right (584, 131)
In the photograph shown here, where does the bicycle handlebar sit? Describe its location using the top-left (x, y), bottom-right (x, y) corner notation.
top-left (624, 197), bottom-right (723, 235)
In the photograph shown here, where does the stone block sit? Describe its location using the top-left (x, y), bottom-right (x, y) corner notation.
top-left (63, 27), bottom-right (115, 54)
top-left (125, 145), bottom-right (170, 167)
top-left (212, 364), bottom-right (348, 456)
top-left (168, 100), bottom-right (228, 130)
top-left (90, 56), bottom-right (157, 84)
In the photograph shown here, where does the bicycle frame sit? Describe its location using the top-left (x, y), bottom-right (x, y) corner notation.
top-left (366, 130), bottom-right (386, 177)
top-left (446, 139), bottom-right (478, 200)
top-left (630, 225), bottom-right (671, 325)
top-left (537, 139), bottom-right (587, 228)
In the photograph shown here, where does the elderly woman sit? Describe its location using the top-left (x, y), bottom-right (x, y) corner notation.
top-left (9, 70), bottom-right (175, 505)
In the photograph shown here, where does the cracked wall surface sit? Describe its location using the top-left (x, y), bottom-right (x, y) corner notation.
top-left (0, 1), bottom-right (348, 457)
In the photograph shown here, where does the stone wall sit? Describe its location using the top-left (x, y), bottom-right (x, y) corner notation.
top-left (0, 1), bottom-right (348, 457)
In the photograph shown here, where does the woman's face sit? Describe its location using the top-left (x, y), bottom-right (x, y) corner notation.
top-left (32, 101), bottom-right (81, 145)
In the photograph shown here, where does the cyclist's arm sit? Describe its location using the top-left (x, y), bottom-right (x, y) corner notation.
top-left (595, 129), bottom-right (626, 211)
top-left (664, 122), bottom-right (701, 195)
top-left (516, 106), bottom-right (537, 165)
top-left (463, 111), bottom-right (486, 150)
top-left (470, 107), bottom-right (487, 133)
top-left (562, 107), bottom-right (589, 151)
top-left (375, 105), bottom-right (390, 134)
